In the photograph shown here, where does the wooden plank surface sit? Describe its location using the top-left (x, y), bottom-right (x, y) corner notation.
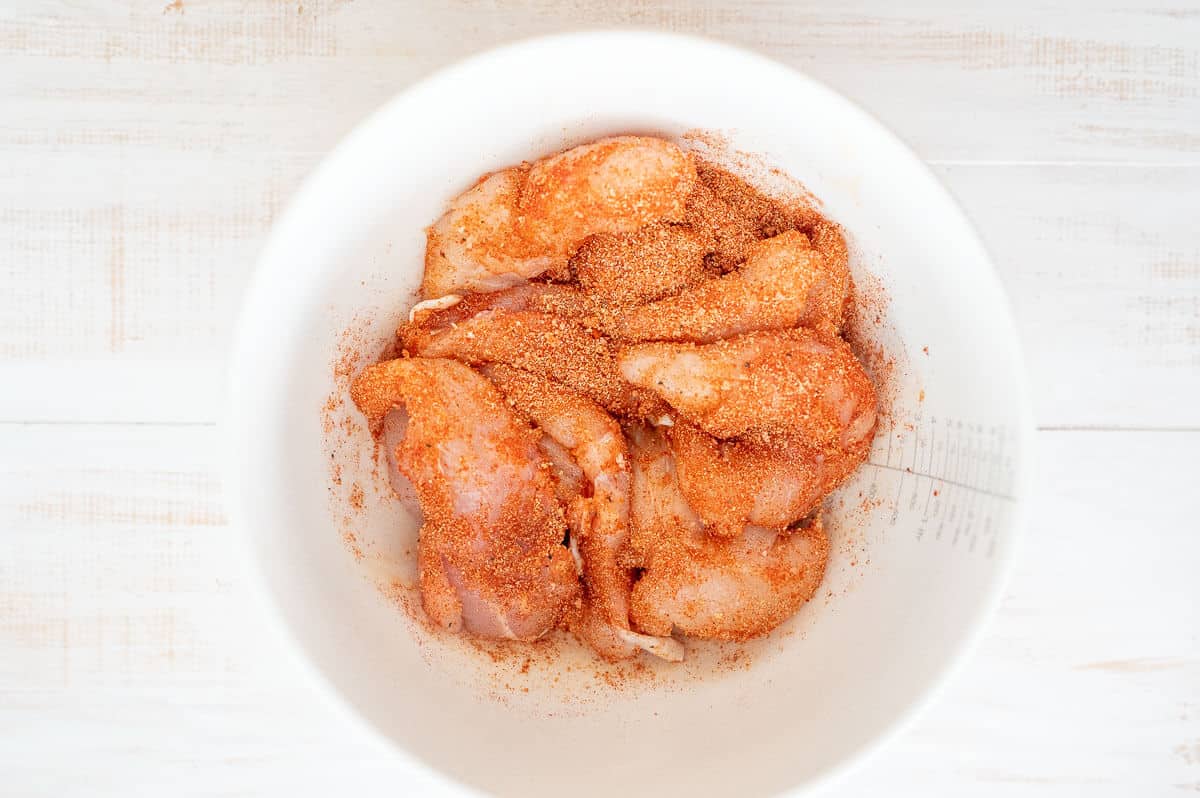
top-left (1, 0), bottom-right (1198, 795)
top-left (946, 164), bottom-right (1200, 429)
top-left (7, 0), bottom-right (1196, 163)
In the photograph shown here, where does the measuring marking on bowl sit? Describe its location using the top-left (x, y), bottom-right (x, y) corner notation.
top-left (866, 412), bottom-right (1019, 558)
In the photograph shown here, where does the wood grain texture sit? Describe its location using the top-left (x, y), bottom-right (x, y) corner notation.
top-left (940, 164), bottom-right (1200, 429)
top-left (1, 1), bottom-right (1198, 796)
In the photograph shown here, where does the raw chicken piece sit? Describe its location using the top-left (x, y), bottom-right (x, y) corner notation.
top-left (613, 229), bottom-right (852, 343)
top-left (626, 425), bottom-right (706, 556)
top-left (350, 357), bottom-right (578, 640)
top-left (520, 136), bottom-right (696, 250)
top-left (422, 169), bottom-right (537, 298)
top-left (422, 136), bottom-right (696, 297)
top-left (633, 521), bottom-right (829, 642)
top-left (682, 160), bottom-right (824, 272)
top-left (570, 222), bottom-right (711, 305)
top-left (809, 220), bottom-right (852, 332)
top-left (403, 282), bottom-right (599, 339)
top-left (681, 180), bottom-right (762, 272)
top-left (669, 420), bottom-right (873, 536)
top-left (405, 307), bottom-right (667, 419)
top-left (536, 433), bottom-right (585, 504)
top-left (402, 295), bottom-right (595, 502)
top-left (617, 328), bottom-right (877, 450)
top-left (379, 407), bottom-right (421, 515)
top-left (486, 365), bottom-right (682, 662)
top-left (626, 425), bottom-right (829, 641)
top-left (668, 421), bottom-right (825, 537)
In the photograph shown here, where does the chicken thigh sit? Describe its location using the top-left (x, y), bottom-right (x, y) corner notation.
top-left (422, 136), bottom-right (696, 297)
top-left (350, 357), bottom-right (578, 640)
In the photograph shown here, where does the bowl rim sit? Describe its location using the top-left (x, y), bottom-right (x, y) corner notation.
top-left (224, 29), bottom-right (1037, 797)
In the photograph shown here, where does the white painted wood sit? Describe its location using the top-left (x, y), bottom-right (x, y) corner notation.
top-left (940, 164), bottom-right (1200, 429)
top-left (1, 1), bottom-right (1198, 796)
top-left (6, 0), bottom-right (1195, 163)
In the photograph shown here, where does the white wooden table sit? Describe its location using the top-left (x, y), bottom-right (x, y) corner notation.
top-left (2, 2), bottom-right (1198, 795)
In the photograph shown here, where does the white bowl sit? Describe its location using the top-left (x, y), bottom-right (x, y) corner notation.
top-left (227, 31), bottom-right (1034, 798)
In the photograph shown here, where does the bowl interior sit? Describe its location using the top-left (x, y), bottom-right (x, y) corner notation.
top-left (228, 33), bottom-right (1032, 798)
